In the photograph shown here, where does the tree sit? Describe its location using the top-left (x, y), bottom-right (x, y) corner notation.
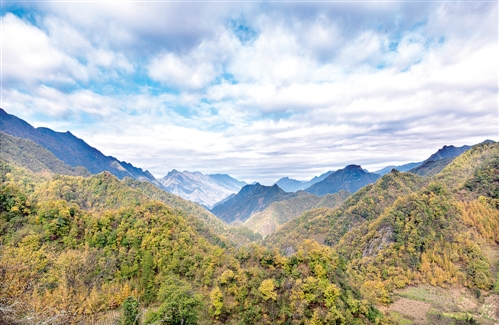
top-left (144, 276), bottom-right (201, 325)
top-left (258, 279), bottom-right (277, 301)
top-left (121, 296), bottom-right (141, 325)
top-left (141, 251), bottom-right (156, 305)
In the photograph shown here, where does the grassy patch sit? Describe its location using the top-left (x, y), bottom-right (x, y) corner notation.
top-left (397, 286), bottom-right (433, 302)
top-left (389, 311), bottom-right (414, 325)
top-left (427, 309), bottom-right (479, 325)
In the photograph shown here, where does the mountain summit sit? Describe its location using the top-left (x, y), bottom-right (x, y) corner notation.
top-left (305, 164), bottom-right (381, 196)
top-left (274, 170), bottom-right (334, 192)
top-left (211, 183), bottom-right (297, 224)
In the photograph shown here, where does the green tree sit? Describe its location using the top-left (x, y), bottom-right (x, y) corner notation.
top-left (121, 296), bottom-right (141, 325)
top-left (144, 276), bottom-right (201, 325)
top-left (141, 251), bottom-right (156, 305)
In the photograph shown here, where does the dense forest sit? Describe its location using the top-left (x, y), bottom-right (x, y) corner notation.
top-left (1, 140), bottom-right (498, 324)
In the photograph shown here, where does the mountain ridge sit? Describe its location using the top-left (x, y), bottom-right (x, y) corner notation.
top-left (159, 169), bottom-right (246, 208)
top-left (210, 183), bottom-right (298, 223)
top-left (305, 164), bottom-right (381, 196)
top-left (0, 108), bottom-right (161, 187)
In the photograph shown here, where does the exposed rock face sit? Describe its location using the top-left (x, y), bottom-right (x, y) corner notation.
top-left (362, 226), bottom-right (394, 257)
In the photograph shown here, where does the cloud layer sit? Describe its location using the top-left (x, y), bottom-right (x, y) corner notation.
top-left (2, 2), bottom-right (497, 184)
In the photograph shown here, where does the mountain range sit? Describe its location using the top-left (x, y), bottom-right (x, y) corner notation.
top-left (210, 183), bottom-right (299, 223)
top-left (0, 108), bottom-right (160, 186)
top-left (0, 108), bottom-right (490, 229)
top-left (304, 164), bottom-right (381, 196)
top-left (158, 169), bottom-right (246, 208)
top-left (1, 108), bottom-right (498, 325)
top-left (274, 170), bottom-right (334, 192)
top-left (0, 109), bottom-right (246, 207)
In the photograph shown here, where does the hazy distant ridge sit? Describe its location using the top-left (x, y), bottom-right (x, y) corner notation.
top-left (159, 169), bottom-right (246, 208)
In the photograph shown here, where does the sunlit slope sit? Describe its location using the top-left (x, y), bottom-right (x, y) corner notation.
top-left (265, 171), bottom-right (425, 251)
top-left (244, 190), bottom-right (350, 238)
top-left (0, 162), bottom-right (391, 325)
top-left (0, 132), bottom-right (90, 176)
top-left (334, 142), bottom-right (499, 304)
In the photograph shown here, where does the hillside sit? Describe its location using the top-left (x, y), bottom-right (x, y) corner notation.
top-left (244, 190), bottom-right (350, 238)
top-left (305, 164), bottom-right (381, 196)
top-left (0, 108), bottom-right (160, 186)
top-left (0, 132), bottom-right (90, 177)
top-left (210, 183), bottom-right (298, 224)
top-left (267, 141), bottom-right (499, 323)
top-left (408, 157), bottom-right (454, 177)
top-left (266, 170), bottom-right (425, 252)
top-left (333, 142), bottom-right (499, 307)
top-left (159, 170), bottom-right (245, 208)
top-left (0, 161), bottom-right (389, 325)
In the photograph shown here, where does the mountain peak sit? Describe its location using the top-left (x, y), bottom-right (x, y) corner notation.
top-left (305, 164), bottom-right (380, 196)
top-left (425, 144), bottom-right (471, 163)
top-left (211, 182), bottom-right (297, 223)
top-left (159, 170), bottom-right (246, 208)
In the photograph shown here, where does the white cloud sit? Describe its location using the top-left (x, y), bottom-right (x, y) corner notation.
top-left (2, 13), bottom-right (88, 86)
top-left (2, 2), bottom-right (498, 183)
top-left (148, 53), bottom-right (218, 90)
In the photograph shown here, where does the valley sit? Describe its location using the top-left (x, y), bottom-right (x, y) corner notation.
top-left (1, 109), bottom-right (498, 325)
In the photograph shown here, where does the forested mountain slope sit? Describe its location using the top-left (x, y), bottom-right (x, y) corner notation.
top-left (244, 190), bottom-right (350, 238)
top-left (0, 132), bottom-right (90, 177)
top-left (0, 161), bottom-right (391, 325)
top-left (211, 183), bottom-right (299, 224)
top-left (266, 141), bottom-right (499, 323)
top-left (334, 141), bottom-right (499, 305)
top-left (0, 108), bottom-right (160, 186)
top-left (266, 171), bottom-right (425, 252)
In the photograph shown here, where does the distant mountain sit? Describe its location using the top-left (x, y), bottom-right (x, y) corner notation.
top-left (375, 144), bottom-right (475, 176)
top-left (407, 144), bottom-right (474, 177)
top-left (159, 170), bottom-right (246, 208)
top-left (274, 170), bottom-right (334, 192)
top-left (305, 165), bottom-right (381, 196)
top-left (425, 144), bottom-right (472, 161)
top-left (0, 132), bottom-right (90, 176)
top-left (211, 193), bottom-right (235, 209)
top-left (275, 177), bottom-right (306, 192)
top-left (208, 174), bottom-right (246, 189)
top-left (0, 108), bottom-right (159, 185)
top-left (210, 183), bottom-right (297, 224)
top-left (244, 190), bottom-right (350, 238)
top-left (375, 162), bottom-right (422, 175)
top-left (408, 157), bottom-right (454, 177)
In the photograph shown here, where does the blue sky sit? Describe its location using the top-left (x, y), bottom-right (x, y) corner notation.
top-left (2, 1), bottom-right (498, 184)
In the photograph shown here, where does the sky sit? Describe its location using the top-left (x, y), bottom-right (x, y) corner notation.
top-left (2, 1), bottom-right (498, 184)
